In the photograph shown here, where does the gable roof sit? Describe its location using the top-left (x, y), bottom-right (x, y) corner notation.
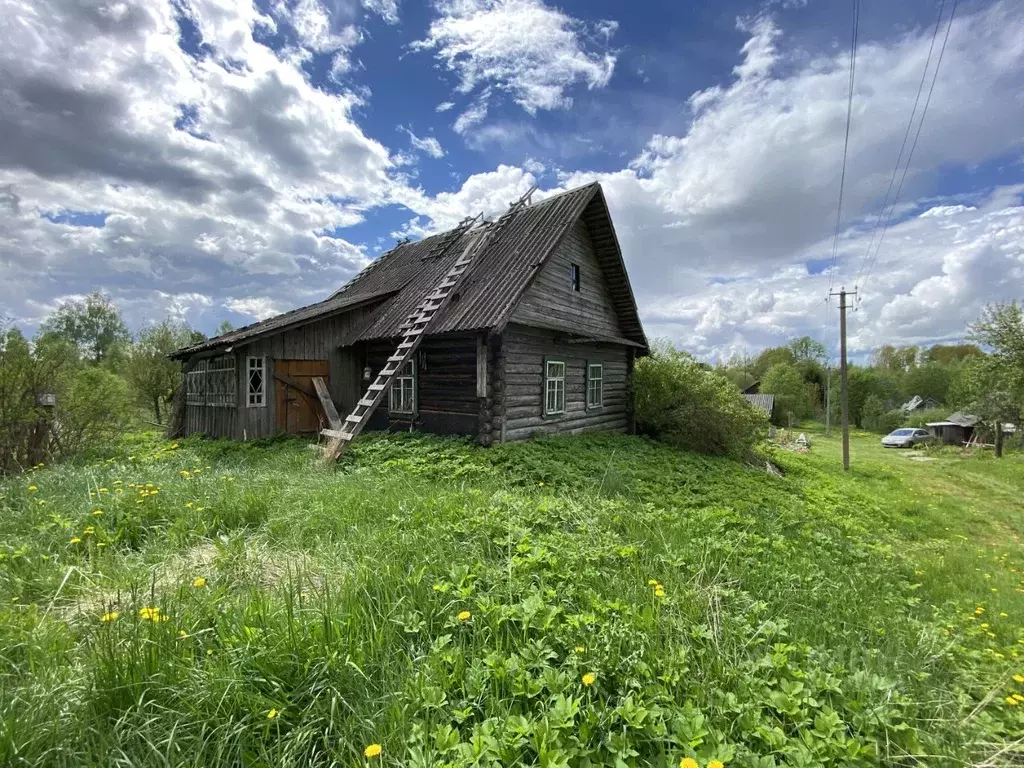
top-left (744, 393), bottom-right (775, 416)
top-left (173, 182), bottom-right (647, 359)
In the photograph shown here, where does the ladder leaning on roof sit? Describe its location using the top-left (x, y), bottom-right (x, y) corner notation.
top-left (320, 187), bottom-right (536, 461)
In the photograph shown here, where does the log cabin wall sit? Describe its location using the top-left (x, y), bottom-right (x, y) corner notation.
top-left (363, 333), bottom-right (480, 436)
top-left (500, 324), bottom-right (630, 442)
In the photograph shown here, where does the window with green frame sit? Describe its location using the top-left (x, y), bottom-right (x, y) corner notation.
top-left (586, 362), bottom-right (603, 409)
top-left (544, 359), bottom-right (565, 416)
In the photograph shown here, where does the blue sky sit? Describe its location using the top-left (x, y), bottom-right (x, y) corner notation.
top-left (1, 0), bottom-right (1022, 361)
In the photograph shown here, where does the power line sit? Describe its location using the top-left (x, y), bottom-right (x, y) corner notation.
top-left (825, 0), bottom-right (861, 299)
top-left (858, 0), bottom-right (959, 294)
top-left (852, 0), bottom-right (948, 290)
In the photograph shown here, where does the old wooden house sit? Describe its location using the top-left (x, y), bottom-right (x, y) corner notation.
top-left (169, 182), bottom-right (648, 445)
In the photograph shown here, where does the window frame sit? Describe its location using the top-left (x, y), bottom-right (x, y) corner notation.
top-left (586, 361), bottom-right (604, 410)
top-left (569, 263), bottom-right (581, 292)
top-left (389, 360), bottom-right (417, 416)
top-left (543, 357), bottom-right (566, 417)
top-left (247, 356), bottom-right (266, 408)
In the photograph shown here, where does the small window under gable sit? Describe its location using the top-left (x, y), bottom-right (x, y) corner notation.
top-left (247, 356), bottom-right (265, 407)
top-left (570, 263), bottom-right (581, 292)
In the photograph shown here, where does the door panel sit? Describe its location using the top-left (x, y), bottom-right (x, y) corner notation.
top-left (275, 359), bottom-right (329, 434)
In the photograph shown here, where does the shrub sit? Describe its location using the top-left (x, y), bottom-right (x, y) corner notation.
top-left (634, 341), bottom-right (768, 458)
top-left (905, 407), bottom-right (948, 429)
top-left (761, 362), bottom-right (813, 423)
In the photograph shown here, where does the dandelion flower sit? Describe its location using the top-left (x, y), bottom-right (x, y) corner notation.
top-left (680, 759), bottom-right (699, 768)
top-left (1006, 696), bottom-right (1019, 706)
top-left (1014, 674), bottom-right (1024, 683)
top-left (654, 586), bottom-right (666, 598)
top-left (267, 708), bottom-right (278, 719)
top-left (70, 537), bottom-right (82, 544)
top-left (178, 630), bottom-right (189, 639)
top-left (457, 610), bottom-right (471, 621)
top-left (97, 542), bottom-right (107, 548)
top-left (98, 488), bottom-right (108, 493)
top-left (83, 526), bottom-right (95, 536)
top-left (27, 485), bottom-right (37, 492)
top-left (193, 577), bottom-right (207, 588)
top-left (975, 607), bottom-right (985, 615)
top-left (708, 761), bottom-right (725, 768)
top-left (574, 646), bottom-right (586, 653)
top-left (101, 611), bottom-right (119, 622)
top-left (1014, 694), bottom-right (1024, 702)
top-left (1000, 612), bottom-right (1009, 618)
top-left (180, 470), bottom-right (191, 478)
top-left (364, 743), bottom-right (382, 758)
top-left (92, 509), bottom-right (104, 516)
top-left (648, 579), bottom-right (659, 586)
top-left (582, 673), bottom-right (596, 686)
top-left (139, 607), bottom-right (161, 621)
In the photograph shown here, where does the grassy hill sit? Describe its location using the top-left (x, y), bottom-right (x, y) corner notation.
top-left (1, 429), bottom-right (1022, 766)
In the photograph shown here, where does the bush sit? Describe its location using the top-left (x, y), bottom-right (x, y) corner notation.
top-left (905, 407), bottom-right (948, 429)
top-left (634, 341), bottom-right (768, 458)
top-left (761, 362), bottom-right (813, 424)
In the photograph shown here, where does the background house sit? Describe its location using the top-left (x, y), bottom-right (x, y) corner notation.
top-left (926, 411), bottom-right (980, 445)
top-left (169, 183), bottom-right (648, 445)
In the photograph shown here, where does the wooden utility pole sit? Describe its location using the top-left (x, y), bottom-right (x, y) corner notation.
top-left (830, 288), bottom-right (856, 471)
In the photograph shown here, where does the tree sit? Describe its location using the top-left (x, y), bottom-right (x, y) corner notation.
top-left (39, 291), bottom-right (131, 364)
top-left (788, 336), bottom-right (827, 364)
top-left (751, 346), bottom-right (796, 379)
top-left (125, 320), bottom-right (205, 423)
top-left (761, 362), bottom-right (811, 423)
top-left (216, 320), bottom-right (236, 336)
top-left (966, 302), bottom-right (1024, 456)
top-left (872, 344), bottom-right (919, 371)
top-left (923, 344), bottom-right (984, 365)
top-left (903, 363), bottom-right (952, 404)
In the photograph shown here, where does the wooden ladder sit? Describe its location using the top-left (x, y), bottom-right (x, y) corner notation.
top-left (321, 188), bottom-right (535, 461)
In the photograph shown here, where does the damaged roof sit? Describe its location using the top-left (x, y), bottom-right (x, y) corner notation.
top-left (173, 182), bottom-right (646, 359)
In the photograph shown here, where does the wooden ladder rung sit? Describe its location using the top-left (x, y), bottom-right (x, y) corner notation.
top-left (357, 398), bottom-right (376, 408)
top-left (344, 414), bottom-right (363, 424)
top-left (368, 383), bottom-right (385, 391)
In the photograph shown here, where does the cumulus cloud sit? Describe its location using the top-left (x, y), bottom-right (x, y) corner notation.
top-left (413, 0), bottom-right (617, 130)
top-left (226, 296), bottom-right (284, 320)
top-left (0, 0), bottom-right (387, 330)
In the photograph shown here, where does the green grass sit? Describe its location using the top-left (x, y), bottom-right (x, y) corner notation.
top-left (1, 429), bottom-right (1022, 767)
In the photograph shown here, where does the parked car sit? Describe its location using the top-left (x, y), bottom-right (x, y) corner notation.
top-left (881, 428), bottom-right (933, 448)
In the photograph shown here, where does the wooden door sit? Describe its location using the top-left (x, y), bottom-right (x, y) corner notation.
top-left (275, 359), bottom-right (329, 434)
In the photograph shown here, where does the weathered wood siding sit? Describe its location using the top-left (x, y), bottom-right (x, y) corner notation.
top-left (180, 309), bottom-right (368, 439)
top-left (509, 217), bottom-right (624, 339)
top-left (364, 333), bottom-right (480, 436)
top-left (500, 324), bottom-right (630, 441)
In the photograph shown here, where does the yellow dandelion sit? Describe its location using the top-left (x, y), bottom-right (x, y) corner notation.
top-left (98, 488), bottom-right (108, 493)
top-left (101, 611), bottom-right (119, 622)
top-left (178, 630), bottom-right (189, 639)
top-left (981, 623), bottom-right (990, 629)
top-left (97, 542), bottom-right (107, 548)
top-left (1000, 612), bottom-right (1009, 618)
top-left (83, 526), bottom-right (95, 536)
top-left (457, 610), bottom-right (471, 621)
top-left (70, 537), bottom-right (82, 544)
top-left (647, 579), bottom-right (659, 586)
top-left (180, 470), bottom-right (191, 478)
top-left (193, 576), bottom-right (207, 588)
top-left (1006, 696), bottom-right (1019, 706)
top-left (708, 761), bottom-right (725, 768)
top-left (92, 509), bottom-right (104, 516)
top-left (574, 646), bottom-right (586, 653)
top-left (680, 759), bottom-right (699, 768)
top-left (1014, 694), bottom-right (1024, 702)
top-left (975, 607), bottom-right (985, 615)
top-left (185, 502), bottom-right (194, 509)
top-left (582, 673), bottom-right (596, 686)
top-left (206, 649), bottom-right (214, 656)
top-left (364, 743), bottom-right (382, 758)
top-left (1014, 674), bottom-right (1024, 683)
top-left (139, 607), bottom-right (161, 621)
top-left (267, 708), bottom-right (278, 719)
top-left (27, 485), bottom-right (37, 492)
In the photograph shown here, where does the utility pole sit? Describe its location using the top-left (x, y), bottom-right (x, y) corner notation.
top-left (830, 288), bottom-right (857, 471)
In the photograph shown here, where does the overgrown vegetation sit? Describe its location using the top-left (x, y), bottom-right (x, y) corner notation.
top-left (635, 341), bottom-right (767, 458)
top-left (1, 430), bottom-right (1022, 766)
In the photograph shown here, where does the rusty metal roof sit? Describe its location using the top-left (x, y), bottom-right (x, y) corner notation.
top-left (173, 182), bottom-right (647, 358)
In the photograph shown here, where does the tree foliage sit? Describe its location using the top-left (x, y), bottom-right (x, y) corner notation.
top-left (760, 362), bottom-right (811, 423)
top-left (125, 320), bottom-right (205, 423)
top-left (38, 291), bottom-right (131, 364)
top-left (635, 341), bottom-right (768, 458)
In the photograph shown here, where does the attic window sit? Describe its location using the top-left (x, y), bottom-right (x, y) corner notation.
top-left (570, 263), bottom-right (581, 292)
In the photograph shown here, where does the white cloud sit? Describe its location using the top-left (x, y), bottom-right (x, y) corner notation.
top-left (361, 0), bottom-right (399, 24)
top-left (0, 0), bottom-right (385, 332)
top-left (400, 126), bottom-right (446, 158)
top-left (435, 101), bottom-right (456, 112)
top-left (413, 0), bottom-right (617, 127)
top-left (452, 91), bottom-right (490, 135)
top-left (226, 296), bottom-right (283, 320)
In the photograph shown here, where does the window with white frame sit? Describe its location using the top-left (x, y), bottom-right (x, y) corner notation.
top-left (389, 360), bottom-right (416, 414)
top-left (587, 363), bottom-right (603, 409)
top-left (247, 356), bottom-right (265, 407)
top-left (544, 359), bottom-right (565, 416)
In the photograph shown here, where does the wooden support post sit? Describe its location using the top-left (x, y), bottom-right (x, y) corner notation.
top-left (830, 288), bottom-right (856, 472)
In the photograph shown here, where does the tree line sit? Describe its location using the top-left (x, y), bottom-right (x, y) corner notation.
top-left (0, 292), bottom-right (226, 472)
top-left (715, 303), bottom-right (1024, 448)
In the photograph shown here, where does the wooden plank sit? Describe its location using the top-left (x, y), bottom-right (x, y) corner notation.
top-left (312, 376), bottom-right (342, 429)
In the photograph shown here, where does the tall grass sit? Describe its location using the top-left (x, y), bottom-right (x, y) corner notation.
top-left (1, 432), bottom-right (1022, 766)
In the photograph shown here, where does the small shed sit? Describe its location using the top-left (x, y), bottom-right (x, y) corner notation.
top-left (743, 393), bottom-right (775, 419)
top-left (925, 411), bottom-right (980, 445)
